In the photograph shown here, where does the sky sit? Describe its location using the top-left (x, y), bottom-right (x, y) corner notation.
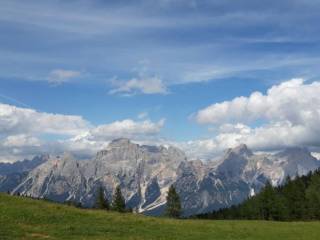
top-left (1, 0), bottom-right (320, 162)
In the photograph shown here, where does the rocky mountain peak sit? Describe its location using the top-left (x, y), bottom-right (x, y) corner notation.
top-left (216, 144), bottom-right (254, 179)
top-left (227, 144), bottom-right (253, 157)
top-left (95, 138), bottom-right (139, 160)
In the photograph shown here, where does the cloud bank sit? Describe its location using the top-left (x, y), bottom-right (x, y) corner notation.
top-left (2, 78), bottom-right (320, 162)
top-left (186, 79), bottom-right (320, 159)
top-left (0, 103), bottom-right (165, 162)
top-left (0, 103), bottom-right (89, 136)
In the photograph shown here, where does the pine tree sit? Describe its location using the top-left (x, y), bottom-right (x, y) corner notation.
top-left (306, 173), bottom-right (320, 219)
top-left (165, 185), bottom-right (181, 218)
top-left (283, 177), bottom-right (307, 220)
top-left (95, 186), bottom-right (110, 210)
top-left (112, 185), bottom-right (126, 212)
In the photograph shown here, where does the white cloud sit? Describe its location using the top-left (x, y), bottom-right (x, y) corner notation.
top-left (47, 69), bottom-right (81, 85)
top-left (0, 103), bottom-right (89, 136)
top-left (2, 134), bottom-right (42, 148)
top-left (187, 79), bottom-right (320, 158)
top-left (109, 76), bottom-right (168, 95)
top-left (0, 102), bottom-right (90, 161)
top-left (0, 102), bottom-right (166, 161)
top-left (195, 78), bottom-right (320, 125)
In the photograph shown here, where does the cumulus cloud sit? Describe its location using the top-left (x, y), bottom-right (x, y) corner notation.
top-left (109, 76), bottom-right (168, 95)
top-left (0, 102), bottom-right (166, 162)
top-left (0, 103), bottom-right (89, 136)
top-left (47, 69), bottom-right (81, 85)
top-left (188, 79), bottom-right (320, 158)
top-left (195, 78), bottom-right (320, 125)
top-left (0, 102), bottom-right (89, 161)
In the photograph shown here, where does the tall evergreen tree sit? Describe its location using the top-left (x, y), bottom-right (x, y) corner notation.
top-left (306, 173), bottom-right (320, 219)
top-left (95, 186), bottom-right (110, 210)
top-left (165, 185), bottom-right (182, 218)
top-left (112, 185), bottom-right (126, 212)
top-left (259, 181), bottom-right (277, 220)
top-left (283, 176), bottom-right (306, 219)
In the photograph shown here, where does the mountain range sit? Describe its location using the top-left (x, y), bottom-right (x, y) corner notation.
top-left (0, 138), bottom-right (319, 216)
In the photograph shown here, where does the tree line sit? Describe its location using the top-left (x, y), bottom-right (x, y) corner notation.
top-left (95, 185), bottom-right (127, 212)
top-left (195, 169), bottom-right (320, 221)
top-left (95, 184), bottom-right (182, 217)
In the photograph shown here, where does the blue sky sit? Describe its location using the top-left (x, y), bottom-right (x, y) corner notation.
top-left (1, 0), bottom-right (320, 161)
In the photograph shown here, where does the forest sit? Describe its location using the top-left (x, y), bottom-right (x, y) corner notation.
top-left (196, 169), bottom-right (320, 221)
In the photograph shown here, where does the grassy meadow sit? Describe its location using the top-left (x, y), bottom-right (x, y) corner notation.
top-left (0, 193), bottom-right (319, 240)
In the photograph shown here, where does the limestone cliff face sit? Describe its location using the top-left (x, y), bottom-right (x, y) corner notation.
top-left (7, 140), bottom-right (320, 216)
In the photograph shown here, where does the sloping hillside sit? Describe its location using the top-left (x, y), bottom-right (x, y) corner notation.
top-left (1, 193), bottom-right (320, 240)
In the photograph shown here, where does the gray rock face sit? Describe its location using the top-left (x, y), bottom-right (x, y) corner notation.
top-left (0, 172), bottom-right (28, 192)
top-left (0, 155), bottom-right (48, 175)
top-left (12, 139), bottom-right (187, 213)
top-left (0, 155), bottom-right (48, 193)
top-left (3, 140), bottom-right (320, 216)
top-left (175, 144), bottom-right (320, 215)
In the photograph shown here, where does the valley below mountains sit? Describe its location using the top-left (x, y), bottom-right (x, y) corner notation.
top-left (1, 138), bottom-right (319, 216)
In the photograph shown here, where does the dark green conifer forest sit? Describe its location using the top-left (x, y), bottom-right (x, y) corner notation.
top-left (196, 169), bottom-right (320, 221)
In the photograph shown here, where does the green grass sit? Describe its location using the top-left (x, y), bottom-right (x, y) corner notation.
top-left (1, 193), bottom-right (319, 240)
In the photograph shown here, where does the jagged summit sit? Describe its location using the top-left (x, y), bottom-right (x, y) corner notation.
top-left (96, 138), bottom-right (138, 158)
top-left (217, 144), bottom-right (253, 179)
top-left (225, 144), bottom-right (253, 158)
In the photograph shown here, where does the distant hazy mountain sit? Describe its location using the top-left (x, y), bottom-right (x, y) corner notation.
top-left (0, 155), bottom-right (48, 192)
top-left (0, 155), bottom-right (49, 175)
top-left (2, 139), bottom-right (320, 216)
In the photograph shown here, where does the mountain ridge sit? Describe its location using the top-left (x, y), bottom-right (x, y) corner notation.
top-left (1, 139), bottom-right (319, 216)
